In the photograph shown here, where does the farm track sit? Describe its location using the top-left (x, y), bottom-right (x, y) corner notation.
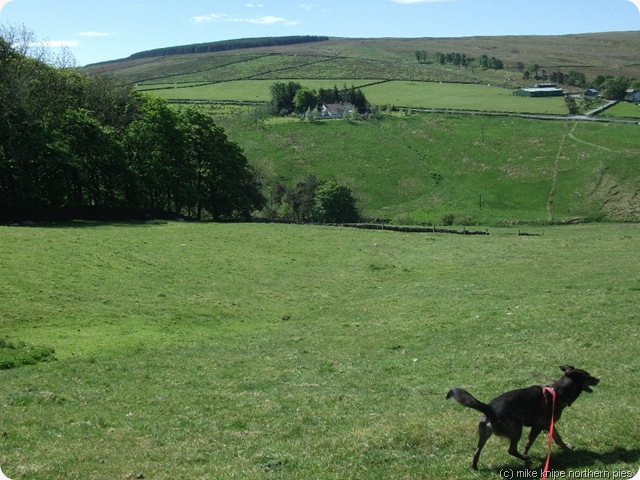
top-left (547, 121), bottom-right (571, 221)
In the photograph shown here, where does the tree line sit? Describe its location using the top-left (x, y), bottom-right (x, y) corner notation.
top-left (0, 30), bottom-right (265, 222)
top-left (108, 36), bottom-right (329, 64)
top-left (266, 175), bottom-right (359, 224)
top-left (415, 50), bottom-right (505, 70)
top-left (522, 63), bottom-right (639, 99)
top-left (269, 81), bottom-right (369, 116)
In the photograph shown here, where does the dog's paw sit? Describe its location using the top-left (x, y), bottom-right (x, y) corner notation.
top-left (563, 443), bottom-right (575, 451)
top-left (521, 454), bottom-right (533, 464)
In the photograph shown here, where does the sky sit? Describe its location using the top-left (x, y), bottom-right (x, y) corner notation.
top-left (0, 0), bottom-right (639, 66)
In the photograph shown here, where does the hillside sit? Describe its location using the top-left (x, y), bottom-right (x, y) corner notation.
top-left (222, 114), bottom-right (640, 225)
top-left (86, 32), bottom-right (640, 87)
top-left (84, 33), bottom-right (640, 226)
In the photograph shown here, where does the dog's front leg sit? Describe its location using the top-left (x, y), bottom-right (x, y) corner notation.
top-left (551, 427), bottom-right (574, 451)
top-left (522, 426), bottom-right (542, 456)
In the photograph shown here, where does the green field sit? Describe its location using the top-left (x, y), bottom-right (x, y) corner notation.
top-left (1, 222), bottom-right (638, 479)
top-left (143, 79), bottom-right (379, 103)
top-left (361, 81), bottom-right (567, 114)
top-left (601, 101), bottom-right (640, 119)
top-left (146, 80), bottom-right (569, 115)
top-left (220, 114), bottom-right (640, 225)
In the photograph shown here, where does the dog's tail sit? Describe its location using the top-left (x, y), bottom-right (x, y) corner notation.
top-left (446, 388), bottom-right (497, 423)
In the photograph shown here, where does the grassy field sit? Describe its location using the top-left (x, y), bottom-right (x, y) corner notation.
top-left (147, 80), bottom-right (569, 115)
top-left (361, 82), bottom-right (568, 114)
top-left (601, 102), bottom-right (640, 119)
top-left (1, 221), bottom-right (639, 479)
top-left (220, 113), bottom-right (640, 225)
top-left (143, 79), bottom-right (379, 103)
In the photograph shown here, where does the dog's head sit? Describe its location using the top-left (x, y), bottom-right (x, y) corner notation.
top-left (559, 365), bottom-right (600, 393)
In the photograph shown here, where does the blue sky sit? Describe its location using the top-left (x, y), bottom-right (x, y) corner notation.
top-left (1, 0), bottom-right (639, 66)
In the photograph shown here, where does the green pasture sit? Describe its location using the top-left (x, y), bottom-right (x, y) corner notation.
top-left (144, 79), bottom-right (379, 103)
top-left (361, 81), bottom-right (568, 114)
top-left (1, 222), bottom-right (639, 479)
top-left (601, 101), bottom-right (640, 119)
top-left (144, 79), bottom-right (569, 115)
top-left (224, 114), bottom-right (640, 224)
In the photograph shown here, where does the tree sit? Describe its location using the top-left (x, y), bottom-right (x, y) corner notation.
top-left (180, 108), bottom-right (265, 220)
top-left (530, 64), bottom-right (541, 79)
top-left (293, 88), bottom-right (319, 114)
top-left (269, 81), bottom-right (302, 114)
top-left (284, 175), bottom-right (319, 222)
top-left (313, 180), bottom-right (359, 223)
top-left (0, 29), bottom-right (264, 222)
top-left (601, 76), bottom-right (630, 100)
top-left (123, 96), bottom-right (188, 212)
top-left (564, 95), bottom-right (579, 115)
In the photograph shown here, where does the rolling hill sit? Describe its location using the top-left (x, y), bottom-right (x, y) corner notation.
top-left (85, 33), bottom-right (640, 225)
top-left (86, 32), bottom-right (640, 87)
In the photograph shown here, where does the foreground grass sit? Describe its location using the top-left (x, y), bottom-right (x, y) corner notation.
top-left (0, 222), bottom-right (638, 479)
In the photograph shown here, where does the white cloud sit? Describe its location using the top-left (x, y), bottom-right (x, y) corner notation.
top-left (299, 3), bottom-right (314, 10)
top-left (246, 2), bottom-right (264, 7)
top-left (247, 15), bottom-right (288, 25)
top-left (79, 31), bottom-right (114, 38)
top-left (191, 13), bottom-right (296, 26)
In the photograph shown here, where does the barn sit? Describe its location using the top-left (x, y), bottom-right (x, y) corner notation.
top-left (513, 84), bottom-right (565, 97)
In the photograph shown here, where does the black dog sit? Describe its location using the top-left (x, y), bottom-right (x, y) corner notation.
top-left (446, 365), bottom-right (600, 470)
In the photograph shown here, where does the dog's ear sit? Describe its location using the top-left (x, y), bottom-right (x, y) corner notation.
top-left (560, 365), bottom-right (575, 372)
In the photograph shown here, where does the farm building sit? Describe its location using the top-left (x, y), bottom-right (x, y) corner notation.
top-left (625, 89), bottom-right (640, 103)
top-left (513, 85), bottom-right (565, 97)
top-left (584, 88), bottom-right (600, 98)
top-left (321, 102), bottom-right (354, 117)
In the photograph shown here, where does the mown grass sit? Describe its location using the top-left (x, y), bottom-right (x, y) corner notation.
top-left (0, 222), bottom-right (639, 479)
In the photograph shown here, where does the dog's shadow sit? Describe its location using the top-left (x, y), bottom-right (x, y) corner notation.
top-left (492, 447), bottom-right (640, 473)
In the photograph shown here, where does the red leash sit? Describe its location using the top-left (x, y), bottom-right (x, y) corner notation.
top-left (542, 386), bottom-right (557, 479)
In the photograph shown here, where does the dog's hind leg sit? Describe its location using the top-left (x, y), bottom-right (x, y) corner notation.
top-left (551, 427), bottom-right (574, 451)
top-left (472, 418), bottom-right (492, 470)
top-left (507, 425), bottom-right (532, 464)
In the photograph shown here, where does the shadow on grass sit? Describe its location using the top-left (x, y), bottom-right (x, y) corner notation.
top-left (27, 220), bottom-right (173, 229)
top-left (550, 446), bottom-right (640, 469)
top-left (487, 447), bottom-right (640, 475)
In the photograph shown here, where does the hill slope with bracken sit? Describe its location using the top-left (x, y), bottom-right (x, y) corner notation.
top-left (86, 32), bottom-right (640, 87)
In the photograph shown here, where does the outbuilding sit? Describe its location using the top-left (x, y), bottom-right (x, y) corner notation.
top-left (625, 90), bottom-right (640, 103)
top-left (513, 86), bottom-right (565, 97)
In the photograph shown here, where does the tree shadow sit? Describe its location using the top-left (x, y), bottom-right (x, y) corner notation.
top-left (489, 447), bottom-right (640, 475)
top-left (27, 220), bottom-right (173, 229)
